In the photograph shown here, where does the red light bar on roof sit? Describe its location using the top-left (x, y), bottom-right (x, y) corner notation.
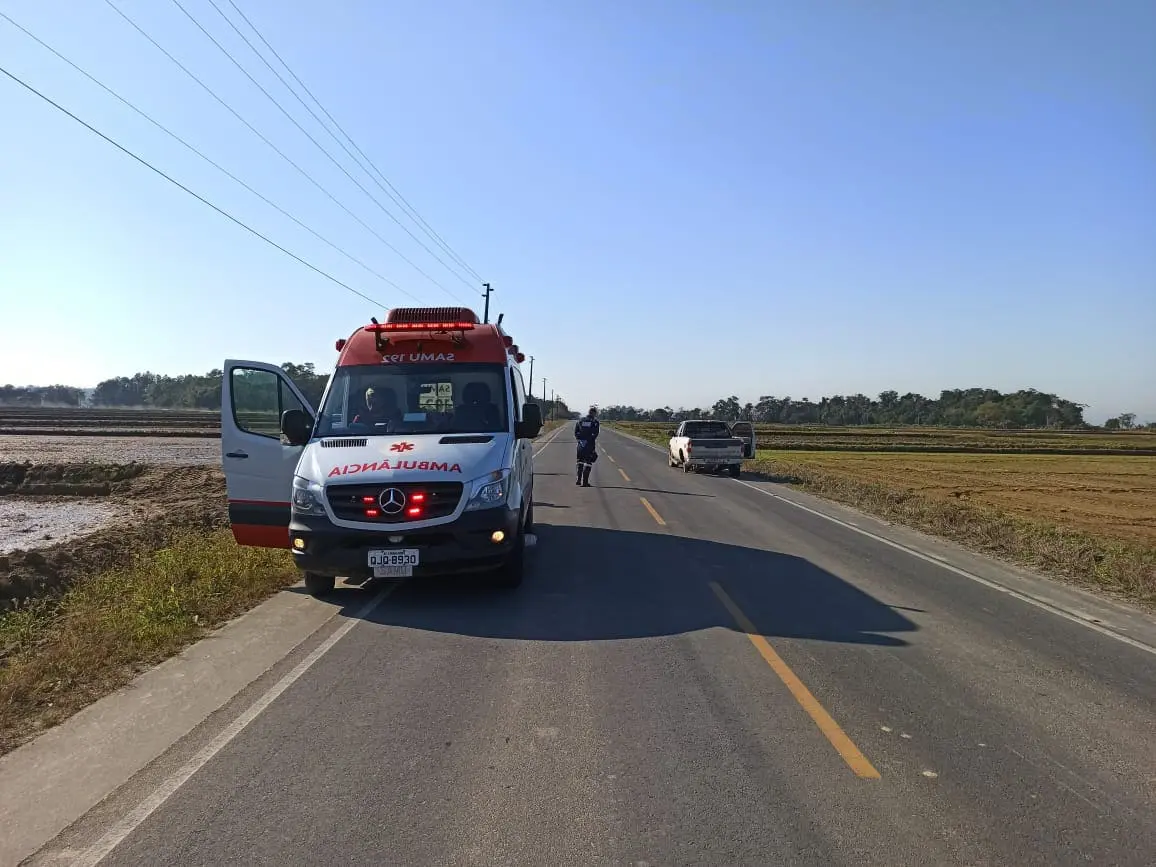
top-left (366, 320), bottom-right (477, 333)
top-left (387, 306), bottom-right (478, 324)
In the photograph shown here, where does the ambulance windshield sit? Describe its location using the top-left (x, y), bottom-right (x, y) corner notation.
top-left (316, 363), bottom-right (510, 436)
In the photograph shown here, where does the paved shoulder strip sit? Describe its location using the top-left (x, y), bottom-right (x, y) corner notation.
top-left (73, 584), bottom-right (397, 866)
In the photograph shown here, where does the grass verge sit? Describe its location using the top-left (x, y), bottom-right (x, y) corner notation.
top-left (0, 529), bottom-right (296, 756)
top-left (748, 455), bottom-right (1155, 608)
top-left (612, 423), bottom-right (1156, 608)
top-left (538, 419), bottom-right (567, 437)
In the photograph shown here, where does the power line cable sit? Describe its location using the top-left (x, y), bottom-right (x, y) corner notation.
top-left (165, 0), bottom-right (477, 298)
top-left (219, 0), bottom-right (483, 283)
top-left (101, 0), bottom-right (461, 302)
top-left (0, 63), bottom-right (387, 309)
top-left (212, 0), bottom-right (484, 284)
top-left (0, 11), bottom-right (422, 304)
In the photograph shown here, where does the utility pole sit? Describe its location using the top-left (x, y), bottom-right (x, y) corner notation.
top-left (482, 283), bottom-right (492, 323)
top-left (550, 388), bottom-right (555, 421)
top-left (527, 356), bottom-right (535, 396)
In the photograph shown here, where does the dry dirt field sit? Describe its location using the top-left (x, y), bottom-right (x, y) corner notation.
top-left (0, 460), bottom-right (226, 600)
top-left (0, 434), bottom-right (219, 466)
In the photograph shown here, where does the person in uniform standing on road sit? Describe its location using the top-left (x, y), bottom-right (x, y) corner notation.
top-left (574, 406), bottom-right (600, 486)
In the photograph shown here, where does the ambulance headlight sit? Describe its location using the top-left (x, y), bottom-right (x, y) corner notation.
top-left (465, 469), bottom-right (510, 511)
top-left (291, 476), bottom-right (326, 516)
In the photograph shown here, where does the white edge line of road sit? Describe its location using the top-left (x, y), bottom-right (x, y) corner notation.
top-left (611, 428), bottom-right (1156, 658)
top-left (73, 583), bottom-right (397, 866)
top-left (533, 423), bottom-right (566, 456)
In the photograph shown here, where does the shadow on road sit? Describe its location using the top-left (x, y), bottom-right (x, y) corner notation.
top-left (304, 523), bottom-right (916, 647)
top-left (593, 486), bottom-right (714, 499)
top-left (676, 467), bottom-right (804, 485)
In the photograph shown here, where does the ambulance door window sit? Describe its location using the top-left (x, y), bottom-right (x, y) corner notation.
top-left (230, 366), bottom-right (305, 439)
top-left (511, 367), bottom-right (527, 420)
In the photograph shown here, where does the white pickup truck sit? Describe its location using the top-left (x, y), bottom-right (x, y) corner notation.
top-left (668, 420), bottom-right (746, 476)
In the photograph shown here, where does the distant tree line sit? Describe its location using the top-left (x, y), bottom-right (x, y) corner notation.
top-left (2, 363), bottom-right (577, 419)
top-left (599, 389), bottom-right (1152, 430)
top-left (82, 363), bottom-right (332, 410)
top-left (0, 384), bottom-right (86, 406)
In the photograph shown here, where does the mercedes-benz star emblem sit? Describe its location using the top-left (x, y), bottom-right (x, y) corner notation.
top-left (378, 487), bottom-right (406, 515)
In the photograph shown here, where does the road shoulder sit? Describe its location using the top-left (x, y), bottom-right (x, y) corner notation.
top-left (0, 585), bottom-right (336, 867)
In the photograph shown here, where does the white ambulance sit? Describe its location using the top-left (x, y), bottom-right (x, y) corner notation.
top-left (221, 306), bottom-right (542, 595)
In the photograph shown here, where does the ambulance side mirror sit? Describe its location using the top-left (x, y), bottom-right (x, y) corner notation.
top-left (517, 402), bottom-right (543, 439)
top-left (280, 409), bottom-right (313, 446)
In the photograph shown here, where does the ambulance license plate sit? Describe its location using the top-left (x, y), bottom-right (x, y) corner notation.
top-left (368, 549), bottom-right (419, 578)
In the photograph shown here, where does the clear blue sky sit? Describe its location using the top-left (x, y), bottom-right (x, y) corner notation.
top-left (1, 0), bottom-right (1153, 422)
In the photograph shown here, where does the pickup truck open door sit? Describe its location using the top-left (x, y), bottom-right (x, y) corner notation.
top-left (221, 360), bottom-right (315, 548)
top-left (730, 421), bottom-right (756, 459)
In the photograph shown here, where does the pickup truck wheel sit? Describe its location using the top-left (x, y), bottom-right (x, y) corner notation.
top-left (303, 572), bottom-right (335, 598)
top-left (728, 464), bottom-right (742, 478)
top-left (668, 452), bottom-right (676, 468)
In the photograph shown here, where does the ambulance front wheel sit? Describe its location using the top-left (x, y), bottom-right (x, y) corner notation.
top-left (304, 572), bottom-right (335, 598)
top-left (493, 521), bottom-right (526, 589)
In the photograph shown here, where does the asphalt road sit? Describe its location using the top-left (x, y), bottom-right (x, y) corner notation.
top-left (38, 427), bottom-right (1156, 866)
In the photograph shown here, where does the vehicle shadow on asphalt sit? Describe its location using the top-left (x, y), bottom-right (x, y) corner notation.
top-left (738, 469), bottom-right (805, 484)
top-left (678, 467), bottom-right (804, 485)
top-left (594, 486), bottom-right (714, 498)
top-left (304, 523), bottom-right (916, 647)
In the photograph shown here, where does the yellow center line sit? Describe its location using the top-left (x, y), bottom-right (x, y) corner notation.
top-left (639, 497), bottom-right (666, 526)
top-left (618, 467), bottom-right (632, 483)
top-left (709, 581), bottom-right (880, 780)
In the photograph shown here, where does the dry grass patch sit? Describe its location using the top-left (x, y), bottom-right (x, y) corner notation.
top-left (0, 529), bottom-right (296, 755)
top-left (770, 452), bottom-right (1156, 546)
top-left (750, 452), bottom-right (1155, 607)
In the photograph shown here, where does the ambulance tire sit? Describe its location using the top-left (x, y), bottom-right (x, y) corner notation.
top-left (493, 535), bottom-right (525, 589)
top-left (304, 572), bottom-right (335, 598)
top-left (493, 509), bottom-right (527, 589)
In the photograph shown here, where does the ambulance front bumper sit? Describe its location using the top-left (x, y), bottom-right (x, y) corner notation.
top-left (287, 508), bottom-right (520, 579)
